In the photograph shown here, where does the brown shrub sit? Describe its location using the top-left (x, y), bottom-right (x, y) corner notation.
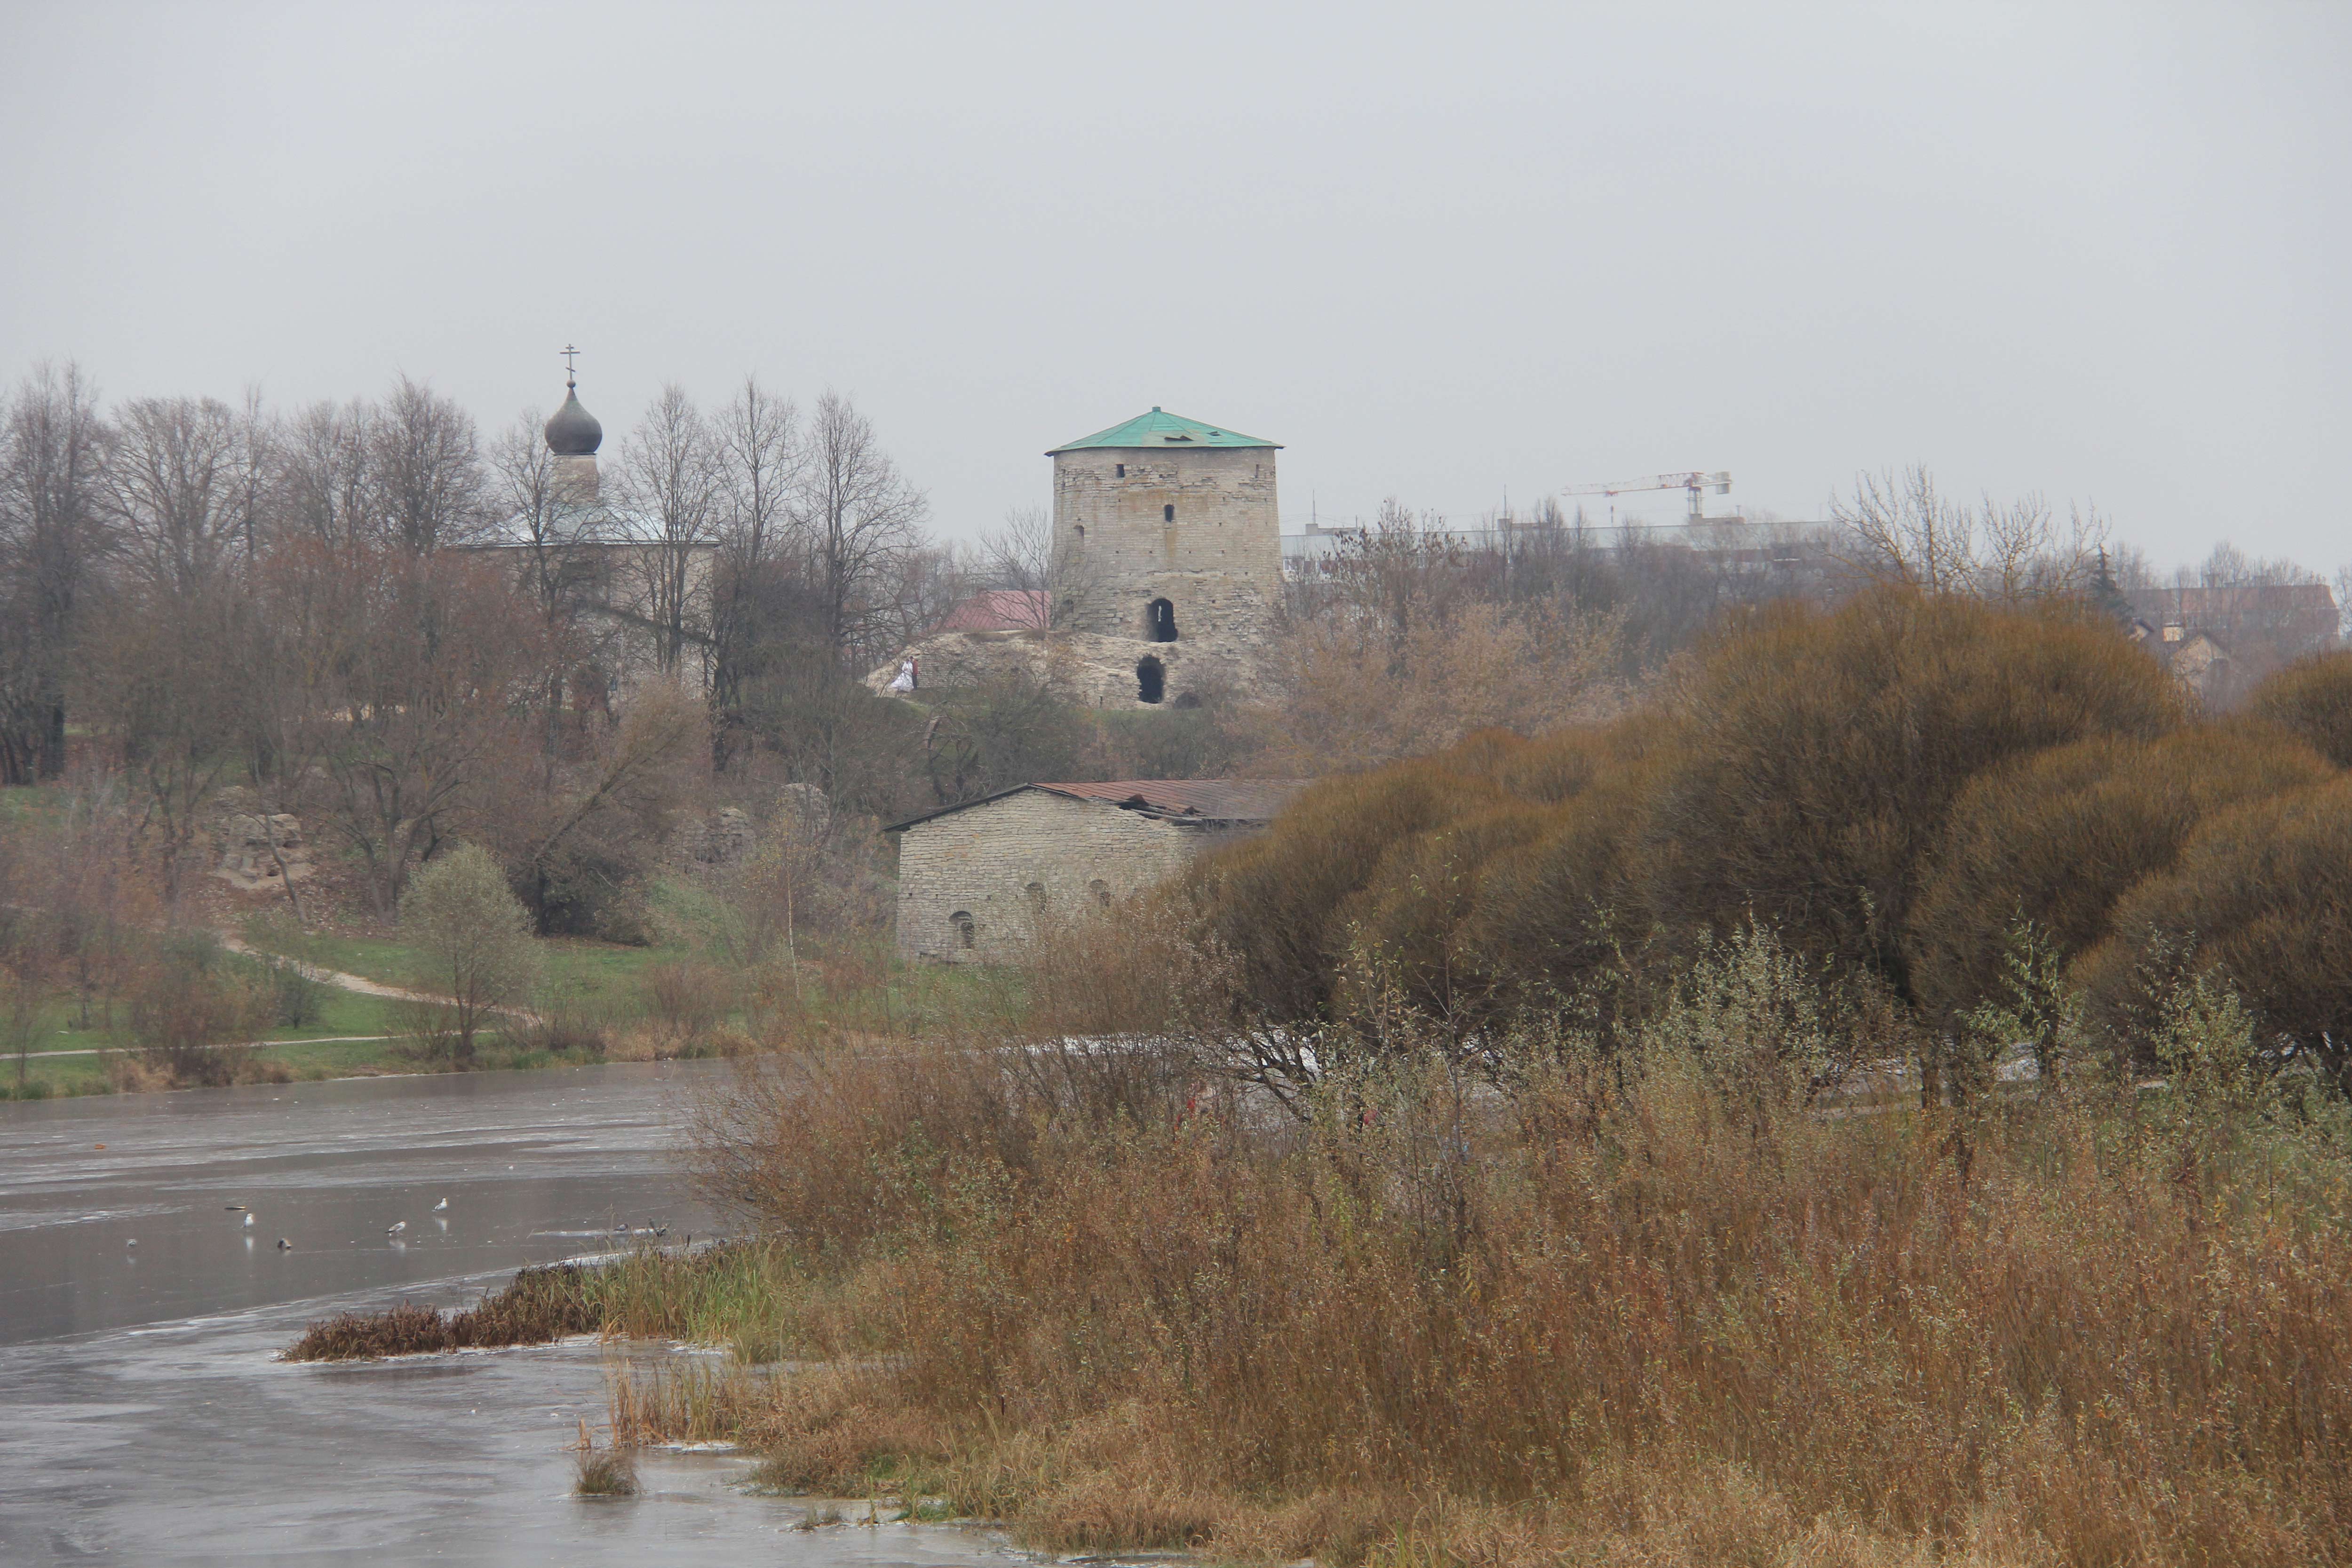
top-left (1907, 726), bottom-right (2333, 1024)
top-left (2244, 648), bottom-right (2352, 768)
top-left (1466, 744), bottom-right (1672, 1025)
top-left (1335, 799), bottom-right (1559, 1029)
top-left (639, 959), bottom-right (733, 1052)
top-left (1181, 754), bottom-right (1512, 1024)
top-left (125, 938), bottom-right (273, 1087)
top-left (2076, 773), bottom-right (2352, 1085)
top-left (284, 1260), bottom-right (610, 1360)
top-left (1647, 589), bottom-right (2183, 1000)
top-left (676, 1012), bottom-right (2352, 1567)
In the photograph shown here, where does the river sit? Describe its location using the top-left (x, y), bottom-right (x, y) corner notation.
top-left (0, 1064), bottom-right (1024, 1567)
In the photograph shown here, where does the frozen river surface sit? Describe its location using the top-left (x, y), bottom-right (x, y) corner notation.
top-left (0, 1064), bottom-right (1024, 1568)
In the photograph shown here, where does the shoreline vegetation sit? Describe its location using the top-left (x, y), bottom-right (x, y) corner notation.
top-left (287, 981), bottom-right (2352, 1567)
top-left (286, 595), bottom-right (2352, 1566)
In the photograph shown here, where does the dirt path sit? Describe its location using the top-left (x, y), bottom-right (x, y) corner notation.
top-left (215, 935), bottom-right (450, 1005)
top-left (216, 935), bottom-right (540, 1023)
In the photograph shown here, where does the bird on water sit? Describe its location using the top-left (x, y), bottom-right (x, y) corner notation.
top-left (277, 1238), bottom-right (293, 1251)
top-left (387, 1220), bottom-right (407, 1236)
top-left (433, 1198), bottom-right (448, 1212)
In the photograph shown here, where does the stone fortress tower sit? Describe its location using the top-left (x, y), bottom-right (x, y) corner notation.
top-left (1044, 408), bottom-right (1280, 705)
top-left (1048, 408), bottom-right (1282, 646)
top-left (869, 406), bottom-right (1283, 708)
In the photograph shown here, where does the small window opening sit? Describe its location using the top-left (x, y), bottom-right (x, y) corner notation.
top-left (1115, 463), bottom-right (1125, 478)
top-left (1089, 879), bottom-right (1111, 907)
top-left (1074, 524), bottom-right (1085, 543)
top-left (1136, 656), bottom-right (1165, 704)
top-left (1145, 597), bottom-right (1178, 642)
top-left (1025, 881), bottom-right (1046, 908)
top-left (1163, 503), bottom-right (1176, 522)
top-left (950, 910), bottom-right (975, 950)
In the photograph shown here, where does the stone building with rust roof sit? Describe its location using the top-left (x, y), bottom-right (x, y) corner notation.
top-left (884, 779), bottom-right (1303, 963)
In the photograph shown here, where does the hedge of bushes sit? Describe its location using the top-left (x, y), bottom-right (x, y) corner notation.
top-left (1185, 589), bottom-right (2352, 1085)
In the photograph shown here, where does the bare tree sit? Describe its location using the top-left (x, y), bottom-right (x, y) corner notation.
top-left (710, 376), bottom-right (803, 760)
top-left (101, 396), bottom-right (250, 594)
top-left (615, 384), bottom-right (721, 681)
top-left (372, 374), bottom-right (486, 553)
top-left (1833, 464), bottom-right (2105, 603)
top-left (0, 363), bottom-right (108, 782)
top-left (276, 398), bottom-right (376, 550)
top-left (972, 504), bottom-right (1073, 629)
top-left (85, 577), bottom-right (262, 909)
top-left (795, 390), bottom-right (927, 667)
top-left (266, 542), bottom-right (538, 914)
top-left (715, 375), bottom-right (801, 574)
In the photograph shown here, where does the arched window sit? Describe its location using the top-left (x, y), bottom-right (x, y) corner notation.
top-left (1074, 524), bottom-right (1085, 543)
top-left (1089, 879), bottom-right (1111, 908)
top-left (1145, 598), bottom-right (1177, 642)
top-left (1163, 503), bottom-right (1176, 522)
top-left (950, 910), bottom-right (975, 950)
top-left (1135, 656), bottom-right (1165, 704)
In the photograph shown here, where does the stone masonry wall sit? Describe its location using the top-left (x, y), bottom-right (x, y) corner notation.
top-left (894, 789), bottom-right (1209, 963)
top-left (1051, 446), bottom-right (1281, 643)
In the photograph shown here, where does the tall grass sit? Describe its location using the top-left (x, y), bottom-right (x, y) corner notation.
top-left (628, 936), bottom-right (2352, 1567)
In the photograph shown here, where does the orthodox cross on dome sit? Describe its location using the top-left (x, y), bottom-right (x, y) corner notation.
top-left (560, 343), bottom-right (580, 390)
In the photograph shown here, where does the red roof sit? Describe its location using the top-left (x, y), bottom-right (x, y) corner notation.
top-left (937, 589), bottom-right (1050, 632)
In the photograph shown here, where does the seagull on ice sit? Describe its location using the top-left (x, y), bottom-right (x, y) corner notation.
top-left (242, 1212), bottom-right (255, 1228)
top-left (386, 1220), bottom-right (407, 1236)
top-left (432, 1198), bottom-right (448, 1212)
top-left (277, 1238), bottom-right (293, 1250)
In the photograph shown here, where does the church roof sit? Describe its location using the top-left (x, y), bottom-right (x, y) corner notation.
top-left (1047, 407), bottom-right (1279, 455)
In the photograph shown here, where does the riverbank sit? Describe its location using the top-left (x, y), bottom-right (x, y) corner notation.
top-left (312, 1015), bottom-right (2352, 1568)
top-left (0, 1061), bottom-right (992, 1566)
top-left (6, 921), bottom-right (1003, 1101)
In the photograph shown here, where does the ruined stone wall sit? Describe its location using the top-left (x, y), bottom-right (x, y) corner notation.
top-left (893, 790), bottom-right (1208, 963)
top-left (1051, 446), bottom-right (1281, 644)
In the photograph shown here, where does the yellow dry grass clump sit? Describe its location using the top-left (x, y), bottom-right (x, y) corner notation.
top-left (614, 930), bottom-right (2352, 1568)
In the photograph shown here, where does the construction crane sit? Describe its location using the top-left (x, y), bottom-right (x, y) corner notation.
top-left (1563, 471), bottom-right (1732, 530)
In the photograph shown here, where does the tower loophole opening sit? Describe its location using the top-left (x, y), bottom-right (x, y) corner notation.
top-left (1135, 656), bottom-right (1166, 704)
top-left (1145, 598), bottom-right (1178, 642)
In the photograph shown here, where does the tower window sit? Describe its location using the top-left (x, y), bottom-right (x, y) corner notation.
top-left (1136, 656), bottom-right (1165, 704)
top-left (1074, 525), bottom-right (1085, 543)
top-left (1163, 504), bottom-right (1176, 522)
top-left (951, 910), bottom-right (975, 950)
top-left (1089, 879), bottom-right (1111, 908)
top-left (1145, 597), bottom-right (1178, 643)
top-left (1115, 463), bottom-right (1125, 478)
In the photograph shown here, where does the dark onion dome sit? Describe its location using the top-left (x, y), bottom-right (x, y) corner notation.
top-left (543, 385), bottom-right (603, 456)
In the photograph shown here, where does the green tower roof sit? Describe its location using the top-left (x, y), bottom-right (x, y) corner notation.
top-left (1047, 407), bottom-right (1280, 456)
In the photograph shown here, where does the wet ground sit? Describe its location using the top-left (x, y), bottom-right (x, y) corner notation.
top-left (0, 1064), bottom-right (1026, 1567)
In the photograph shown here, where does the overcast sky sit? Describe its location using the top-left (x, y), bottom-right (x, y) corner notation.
top-left (2, 2), bottom-right (2344, 562)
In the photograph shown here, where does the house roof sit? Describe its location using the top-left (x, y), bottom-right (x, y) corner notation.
top-left (936, 589), bottom-right (1050, 632)
top-left (883, 778), bottom-right (1308, 834)
top-left (1047, 407), bottom-right (1279, 456)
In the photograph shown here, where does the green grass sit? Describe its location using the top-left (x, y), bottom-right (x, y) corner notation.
top-left (14, 975), bottom-right (405, 1057)
top-left (253, 929), bottom-right (675, 1007)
